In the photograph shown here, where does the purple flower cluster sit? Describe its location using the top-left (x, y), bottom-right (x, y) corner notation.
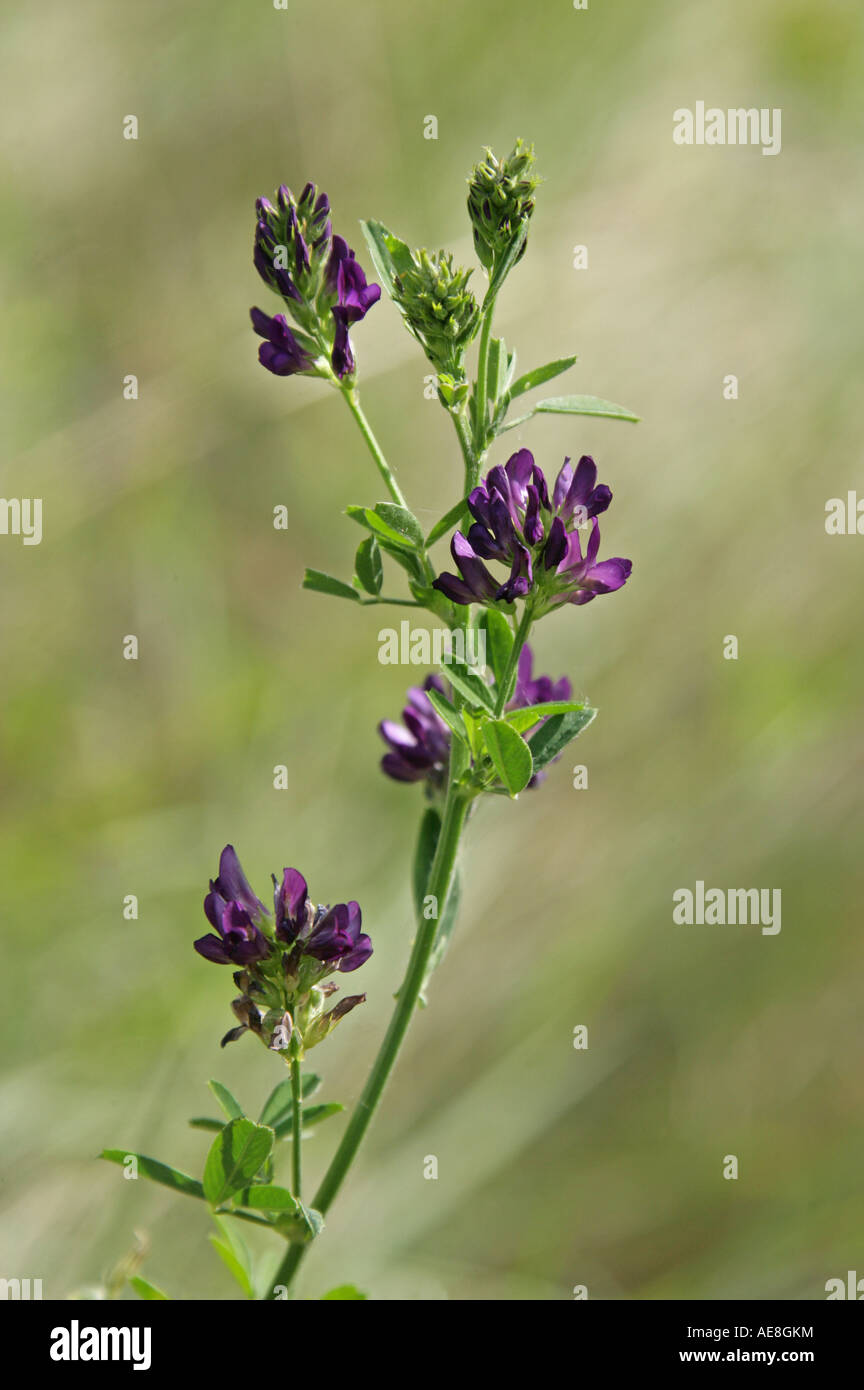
top-left (378, 646), bottom-right (572, 787)
top-left (195, 846), bottom-right (371, 975)
top-left (432, 450), bottom-right (632, 614)
top-left (251, 182), bottom-right (380, 382)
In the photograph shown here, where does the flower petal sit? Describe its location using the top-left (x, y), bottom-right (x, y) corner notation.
top-left (194, 933), bottom-right (232, 964)
top-left (216, 846), bottom-right (268, 920)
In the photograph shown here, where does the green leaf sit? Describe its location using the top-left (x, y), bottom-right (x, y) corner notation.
top-left (188, 1117), bottom-right (224, 1133)
top-left (269, 1095), bottom-right (343, 1139)
top-left (408, 581), bottom-right (456, 623)
top-left (534, 394), bottom-right (639, 422)
top-left (100, 1150), bottom-right (204, 1201)
top-left (477, 609), bottom-right (513, 693)
top-left (258, 1074), bottom-right (323, 1133)
top-left (209, 1217), bottom-right (255, 1299)
top-left (129, 1275), bottom-right (169, 1301)
top-left (302, 568), bottom-right (362, 602)
top-left (302, 1102), bottom-right (344, 1127)
top-left (459, 704), bottom-right (484, 762)
top-left (426, 496), bottom-right (470, 547)
top-left (528, 708), bottom-right (597, 770)
top-left (354, 536), bottom-right (383, 595)
top-left (509, 355), bottom-right (579, 399)
top-left (258, 1078), bottom-right (294, 1129)
top-left (208, 1079), bottom-right (244, 1122)
top-left (214, 1213), bottom-right (255, 1256)
top-left (379, 544), bottom-right (424, 582)
top-left (210, 1237), bottom-right (254, 1298)
top-left (275, 1201), bottom-right (325, 1244)
top-left (487, 220), bottom-right (530, 298)
top-left (435, 374), bottom-right (458, 407)
top-left (360, 219), bottom-right (414, 298)
top-left (449, 726), bottom-right (470, 781)
top-left (345, 503), bottom-right (373, 529)
top-left (202, 1119), bottom-right (274, 1206)
top-left (346, 507), bottom-right (424, 578)
top-left (443, 661), bottom-right (495, 713)
top-left (426, 688), bottom-right (470, 747)
top-left (487, 336), bottom-right (508, 405)
top-left (272, 1103), bottom-right (344, 1140)
top-left (368, 503), bottom-right (424, 550)
top-left (482, 719), bottom-right (534, 796)
top-left (420, 868), bottom-right (462, 1003)
top-left (504, 700), bottom-right (590, 734)
top-left (321, 1284), bottom-right (368, 1300)
top-left (233, 1184), bottom-right (298, 1213)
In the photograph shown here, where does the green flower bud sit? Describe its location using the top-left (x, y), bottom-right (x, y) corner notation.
top-left (467, 139), bottom-right (539, 276)
top-left (302, 993), bottom-right (366, 1049)
top-left (392, 248), bottom-right (480, 379)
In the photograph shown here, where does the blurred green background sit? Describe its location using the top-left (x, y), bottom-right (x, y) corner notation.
top-left (2, 0), bottom-right (863, 1300)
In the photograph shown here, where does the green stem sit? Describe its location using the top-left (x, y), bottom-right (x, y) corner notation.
top-left (341, 385), bottom-right (437, 586)
top-left (267, 775), bottom-right (472, 1298)
top-left (472, 294), bottom-right (497, 471)
top-left (290, 1054), bottom-right (303, 1200)
top-left (451, 408), bottom-right (475, 494)
top-left (341, 386), bottom-right (408, 509)
top-left (495, 603), bottom-right (533, 716)
top-left (366, 597), bottom-right (423, 608)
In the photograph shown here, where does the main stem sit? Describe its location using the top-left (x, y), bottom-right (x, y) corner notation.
top-left (495, 604), bottom-right (534, 715)
top-left (290, 1053), bottom-right (303, 1199)
top-left (451, 409), bottom-right (475, 495)
top-left (472, 293), bottom-right (497, 478)
top-left (341, 386), bottom-right (408, 509)
top-left (268, 775), bottom-right (471, 1297)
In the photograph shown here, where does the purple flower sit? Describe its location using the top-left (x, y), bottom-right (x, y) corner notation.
top-left (431, 450), bottom-right (632, 614)
top-left (274, 866), bottom-right (373, 973)
top-left (326, 236), bottom-right (382, 322)
top-left (194, 900), bottom-right (271, 966)
top-left (552, 453), bottom-right (612, 522)
top-left (511, 645), bottom-right (572, 709)
top-left (304, 901), bottom-right (372, 973)
top-left (509, 646), bottom-right (573, 786)
top-left (379, 649), bottom-right (571, 788)
top-left (250, 308), bottom-right (315, 377)
top-left (555, 517), bottom-right (633, 606)
top-left (327, 235), bottom-right (381, 380)
top-left (251, 185), bottom-right (380, 383)
top-left (208, 844), bottom-right (269, 922)
top-left (273, 866), bottom-right (312, 943)
top-left (253, 238), bottom-right (302, 303)
top-left (378, 675), bottom-right (452, 785)
top-left (195, 845), bottom-right (272, 965)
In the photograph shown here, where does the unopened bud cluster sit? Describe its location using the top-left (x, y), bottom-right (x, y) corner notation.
top-left (467, 139), bottom-right (539, 275)
top-left (392, 248), bottom-right (480, 379)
